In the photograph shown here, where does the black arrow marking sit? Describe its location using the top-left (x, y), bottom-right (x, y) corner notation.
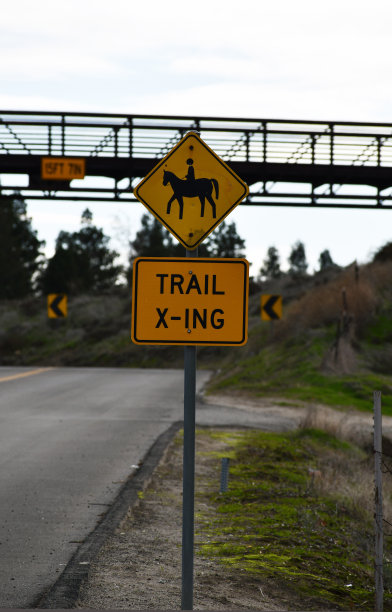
top-left (50, 294), bottom-right (66, 317)
top-left (262, 295), bottom-right (280, 320)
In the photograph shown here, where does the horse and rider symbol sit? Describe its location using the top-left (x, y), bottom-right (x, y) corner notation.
top-left (163, 158), bottom-right (219, 220)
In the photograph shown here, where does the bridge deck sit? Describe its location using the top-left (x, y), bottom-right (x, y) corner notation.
top-left (1, 111), bottom-right (392, 207)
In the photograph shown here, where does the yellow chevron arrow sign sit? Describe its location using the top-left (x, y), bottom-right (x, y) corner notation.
top-left (261, 295), bottom-right (282, 321)
top-left (47, 294), bottom-right (67, 318)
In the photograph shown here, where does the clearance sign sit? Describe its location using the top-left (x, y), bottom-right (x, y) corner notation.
top-left (41, 157), bottom-right (85, 180)
top-left (131, 257), bottom-right (249, 346)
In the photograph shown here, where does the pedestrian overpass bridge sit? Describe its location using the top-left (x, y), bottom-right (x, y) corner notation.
top-left (1, 110), bottom-right (392, 208)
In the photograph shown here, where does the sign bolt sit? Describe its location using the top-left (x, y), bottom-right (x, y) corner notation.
top-left (187, 329), bottom-right (191, 334)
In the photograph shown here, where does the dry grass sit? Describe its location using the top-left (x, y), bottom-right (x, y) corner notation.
top-left (300, 405), bottom-right (392, 527)
top-left (267, 261), bottom-right (392, 347)
top-left (300, 404), bottom-right (354, 439)
top-left (280, 266), bottom-right (380, 336)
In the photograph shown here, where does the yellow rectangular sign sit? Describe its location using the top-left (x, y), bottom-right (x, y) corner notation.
top-left (47, 294), bottom-right (67, 318)
top-left (41, 157), bottom-right (85, 180)
top-left (131, 258), bottom-right (249, 346)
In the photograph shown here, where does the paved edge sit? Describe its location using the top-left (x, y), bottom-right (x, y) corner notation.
top-left (34, 420), bottom-right (183, 609)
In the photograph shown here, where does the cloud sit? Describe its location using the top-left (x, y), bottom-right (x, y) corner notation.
top-left (4, 0), bottom-right (390, 60)
top-left (3, 0), bottom-right (392, 272)
top-left (0, 46), bottom-right (128, 81)
top-left (170, 55), bottom-right (265, 80)
top-left (117, 79), bottom-right (388, 123)
top-left (0, 93), bottom-right (94, 112)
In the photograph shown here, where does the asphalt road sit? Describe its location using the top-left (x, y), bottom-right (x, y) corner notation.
top-left (0, 366), bottom-right (211, 608)
top-left (0, 366), bottom-right (305, 607)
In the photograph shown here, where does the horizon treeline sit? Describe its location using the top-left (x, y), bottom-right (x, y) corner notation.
top-left (0, 195), bottom-right (389, 299)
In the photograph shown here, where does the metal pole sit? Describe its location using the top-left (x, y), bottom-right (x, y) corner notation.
top-left (374, 390), bottom-right (383, 612)
top-left (181, 247), bottom-right (198, 610)
top-left (220, 458), bottom-right (230, 493)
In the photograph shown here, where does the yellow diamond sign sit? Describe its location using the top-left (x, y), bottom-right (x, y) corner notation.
top-left (133, 131), bottom-right (249, 250)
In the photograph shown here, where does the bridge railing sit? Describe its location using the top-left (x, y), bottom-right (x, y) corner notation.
top-left (2, 111), bottom-right (392, 165)
top-left (1, 111), bottom-right (392, 205)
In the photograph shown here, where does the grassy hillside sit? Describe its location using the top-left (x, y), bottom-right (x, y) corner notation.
top-left (209, 260), bottom-right (392, 415)
top-left (1, 259), bottom-right (392, 414)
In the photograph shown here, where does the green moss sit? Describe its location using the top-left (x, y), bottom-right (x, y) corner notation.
top-left (195, 428), bottom-right (392, 610)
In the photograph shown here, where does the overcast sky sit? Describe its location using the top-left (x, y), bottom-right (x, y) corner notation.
top-left (1, 0), bottom-right (392, 273)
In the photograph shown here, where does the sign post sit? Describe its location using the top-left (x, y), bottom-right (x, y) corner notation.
top-left (132, 131), bottom-right (249, 610)
top-left (132, 255), bottom-right (248, 610)
top-left (182, 248), bottom-right (197, 611)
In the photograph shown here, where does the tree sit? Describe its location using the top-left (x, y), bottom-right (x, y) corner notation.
top-left (0, 196), bottom-right (45, 298)
top-left (373, 242), bottom-right (392, 263)
top-left (40, 209), bottom-right (121, 294)
top-left (130, 213), bottom-right (179, 259)
top-left (318, 249), bottom-right (336, 271)
top-left (203, 221), bottom-right (246, 258)
top-left (129, 214), bottom-right (246, 261)
top-left (288, 241), bottom-right (308, 277)
top-left (260, 246), bottom-right (282, 279)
